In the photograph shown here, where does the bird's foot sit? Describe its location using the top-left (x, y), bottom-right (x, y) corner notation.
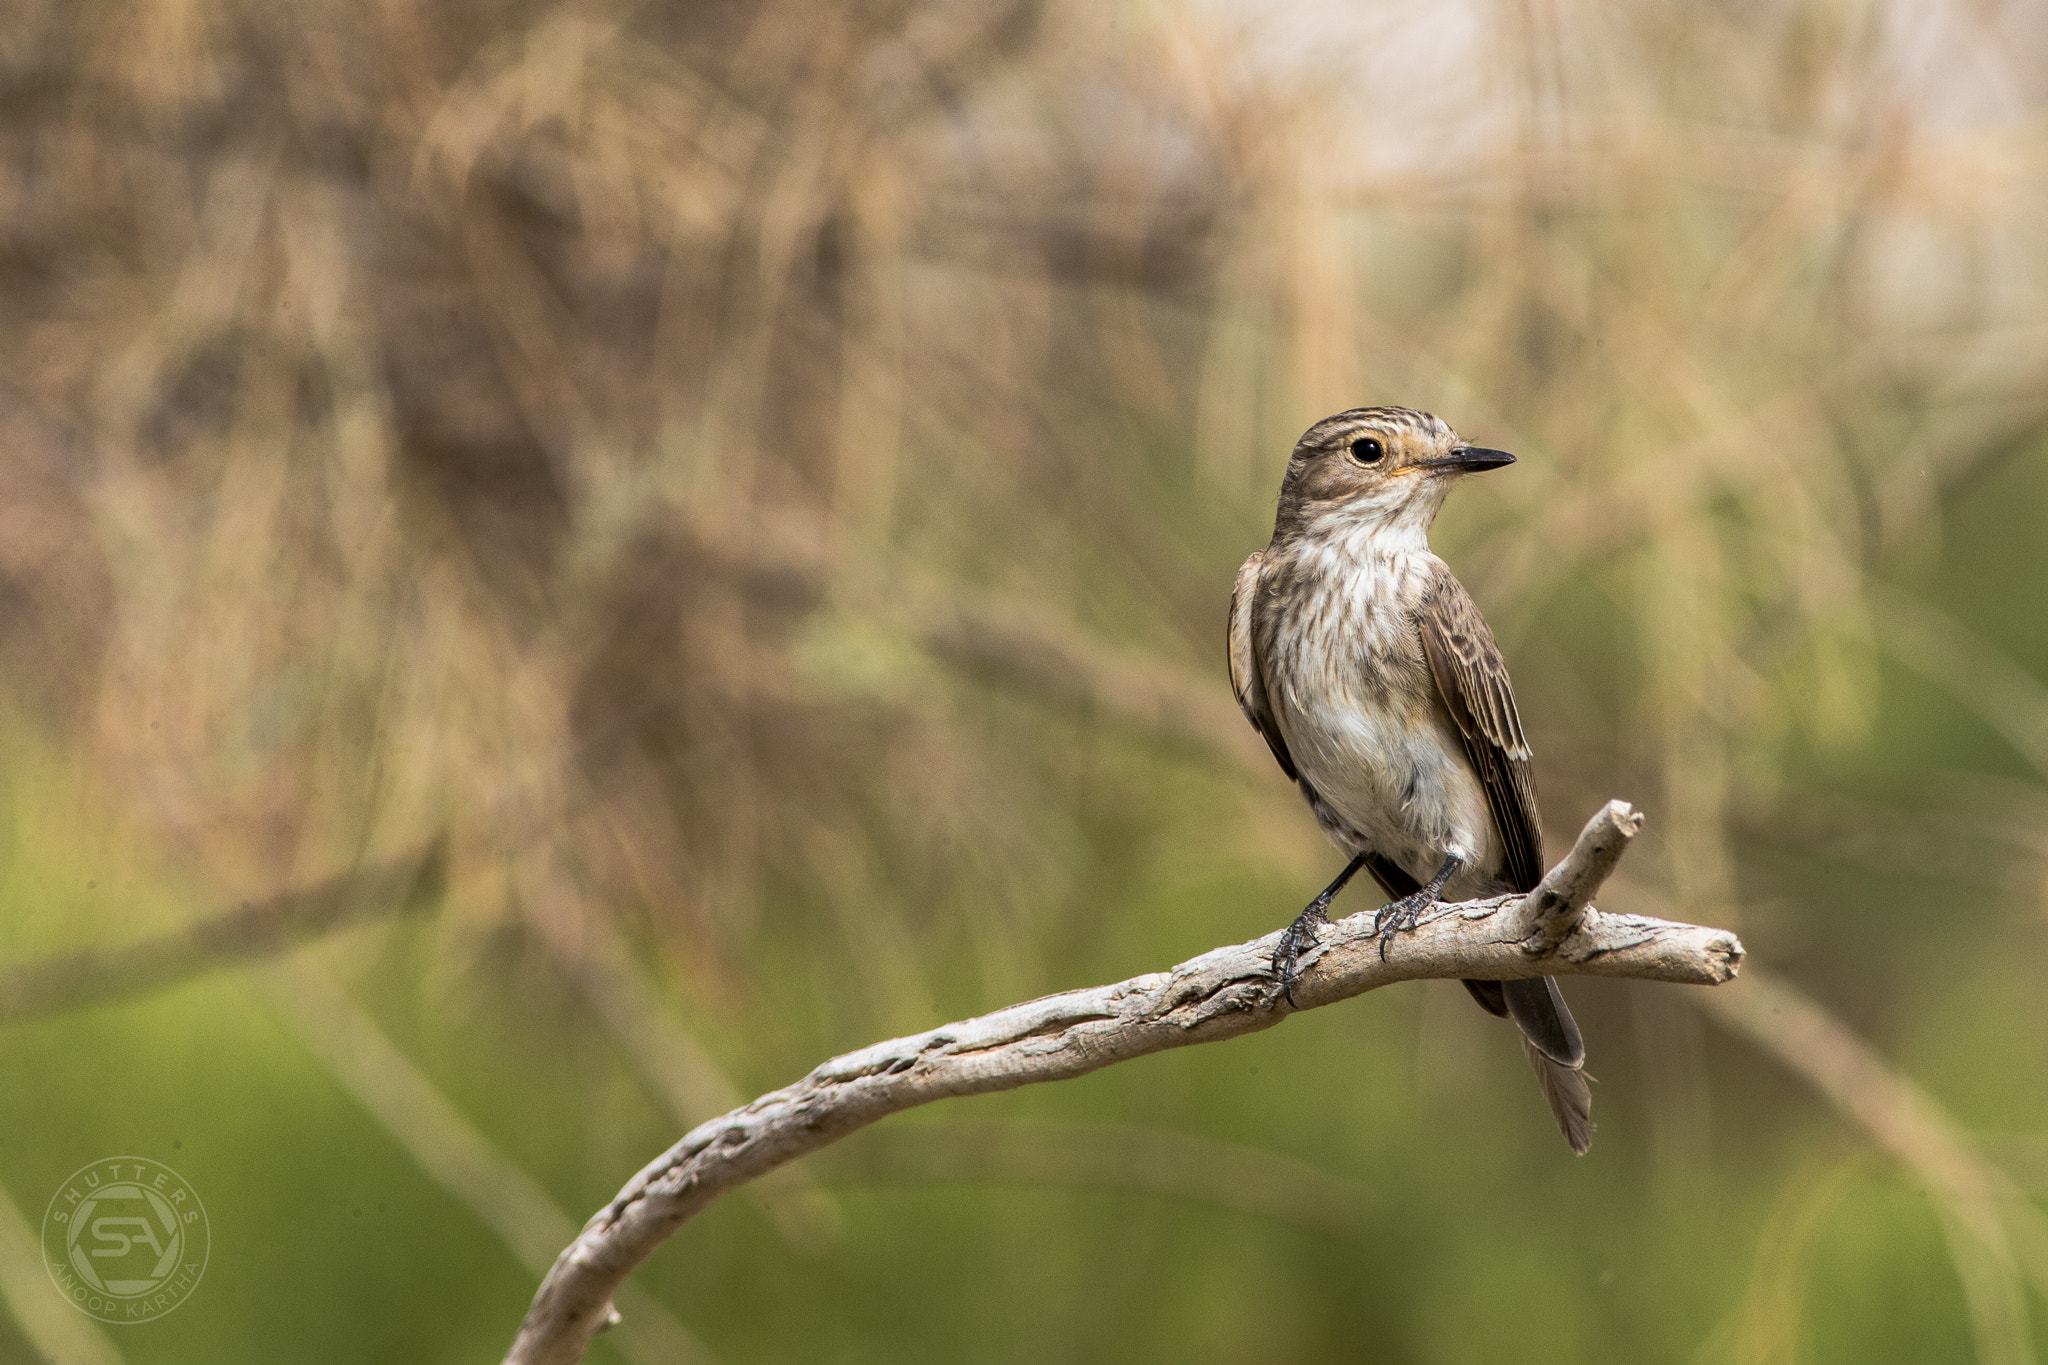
top-left (1374, 890), bottom-right (1435, 961)
top-left (1271, 905), bottom-right (1332, 1006)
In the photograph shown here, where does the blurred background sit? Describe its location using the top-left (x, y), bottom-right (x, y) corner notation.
top-left (2, 0), bottom-right (2047, 1360)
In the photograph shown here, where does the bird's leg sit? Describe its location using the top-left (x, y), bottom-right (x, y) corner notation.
top-left (1271, 854), bottom-right (1368, 1005)
top-left (1374, 854), bottom-right (1463, 960)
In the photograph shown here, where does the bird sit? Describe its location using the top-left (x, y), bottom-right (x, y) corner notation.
top-left (1227, 405), bottom-right (1592, 1153)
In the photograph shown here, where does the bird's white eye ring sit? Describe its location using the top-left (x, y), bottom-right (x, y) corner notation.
top-left (1347, 436), bottom-right (1384, 465)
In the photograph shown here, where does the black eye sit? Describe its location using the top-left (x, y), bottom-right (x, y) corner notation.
top-left (1347, 436), bottom-right (1384, 465)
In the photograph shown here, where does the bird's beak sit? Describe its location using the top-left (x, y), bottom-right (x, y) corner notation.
top-left (1418, 446), bottom-right (1516, 475)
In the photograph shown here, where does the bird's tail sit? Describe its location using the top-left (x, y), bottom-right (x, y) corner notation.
top-left (1502, 976), bottom-right (1593, 1155)
top-left (1520, 1038), bottom-right (1593, 1155)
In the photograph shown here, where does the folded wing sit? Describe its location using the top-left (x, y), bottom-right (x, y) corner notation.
top-left (1228, 551), bottom-right (1298, 781)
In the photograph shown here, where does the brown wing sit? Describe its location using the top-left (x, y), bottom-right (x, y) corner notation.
top-left (1228, 550), bottom-right (1297, 781)
top-left (1416, 562), bottom-right (1544, 893)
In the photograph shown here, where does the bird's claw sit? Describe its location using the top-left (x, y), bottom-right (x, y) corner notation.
top-left (1374, 892), bottom-right (1433, 961)
top-left (1271, 907), bottom-right (1330, 1006)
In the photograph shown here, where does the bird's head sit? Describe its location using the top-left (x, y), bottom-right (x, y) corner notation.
top-left (1273, 406), bottom-right (1515, 542)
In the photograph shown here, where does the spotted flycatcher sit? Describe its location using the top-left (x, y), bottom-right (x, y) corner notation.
top-left (1228, 406), bottom-right (1592, 1153)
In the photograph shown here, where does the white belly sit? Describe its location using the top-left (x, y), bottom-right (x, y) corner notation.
top-left (1283, 685), bottom-right (1500, 893)
top-left (1261, 549), bottom-right (1505, 897)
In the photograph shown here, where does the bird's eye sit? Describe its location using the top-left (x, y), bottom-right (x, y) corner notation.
top-left (1347, 436), bottom-right (1385, 465)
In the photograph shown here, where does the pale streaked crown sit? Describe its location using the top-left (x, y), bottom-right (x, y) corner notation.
top-left (1293, 406), bottom-right (1456, 464)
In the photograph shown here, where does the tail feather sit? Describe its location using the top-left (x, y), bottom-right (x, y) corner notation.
top-left (1501, 976), bottom-right (1592, 1153)
top-left (1502, 976), bottom-right (1584, 1067)
top-left (1522, 1037), bottom-right (1595, 1155)
top-left (1461, 978), bottom-right (1508, 1017)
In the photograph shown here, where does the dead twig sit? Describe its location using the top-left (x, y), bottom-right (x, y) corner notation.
top-left (503, 801), bottom-right (1741, 1365)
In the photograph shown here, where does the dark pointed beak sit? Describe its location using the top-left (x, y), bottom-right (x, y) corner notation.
top-left (1420, 446), bottom-right (1516, 474)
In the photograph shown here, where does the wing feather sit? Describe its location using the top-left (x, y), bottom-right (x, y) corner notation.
top-left (1417, 563), bottom-right (1588, 1142)
top-left (1416, 564), bottom-right (1544, 893)
top-left (1228, 551), bottom-right (1297, 781)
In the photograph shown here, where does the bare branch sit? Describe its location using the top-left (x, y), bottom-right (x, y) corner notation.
top-left (1511, 800), bottom-right (1645, 951)
top-left (504, 802), bottom-right (1741, 1365)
